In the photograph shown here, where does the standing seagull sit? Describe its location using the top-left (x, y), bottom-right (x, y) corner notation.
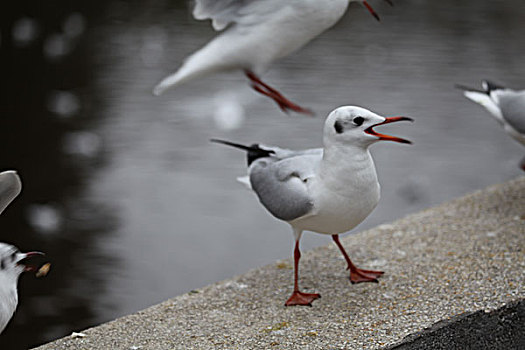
top-left (457, 80), bottom-right (525, 170)
top-left (153, 0), bottom-right (390, 115)
top-left (212, 105), bottom-right (412, 306)
top-left (0, 171), bottom-right (45, 334)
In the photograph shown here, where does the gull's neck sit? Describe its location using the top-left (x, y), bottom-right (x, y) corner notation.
top-left (323, 140), bottom-right (372, 163)
top-left (319, 141), bottom-right (378, 194)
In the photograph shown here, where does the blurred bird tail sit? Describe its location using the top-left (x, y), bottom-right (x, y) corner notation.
top-left (153, 39), bottom-right (229, 96)
top-left (236, 176), bottom-right (252, 189)
top-left (153, 65), bottom-right (200, 95)
top-left (456, 84), bottom-right (504, 121)
top-left (454, 83), bottom-right (485, 94)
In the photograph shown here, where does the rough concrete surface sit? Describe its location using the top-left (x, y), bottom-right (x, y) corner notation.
top-left (34, 177), bottom-right (525, 349)
top-left (385, 299), bottom-right (524, 350)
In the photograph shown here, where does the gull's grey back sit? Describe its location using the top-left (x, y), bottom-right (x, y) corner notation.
top-left (498, 91), bottom-right (525, 134)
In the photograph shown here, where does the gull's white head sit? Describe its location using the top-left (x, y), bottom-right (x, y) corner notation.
top-left (0, 171), bottom-right (47, 334)
top-left (0, 242), bottom-right (44, 334)
top-left (323, 106), bottom-right (412, 148)
top-left (0, 243), bottom-right (44, 284)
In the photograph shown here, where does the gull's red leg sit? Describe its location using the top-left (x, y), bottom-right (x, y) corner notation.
top-left (245, 70), bottom-right (313, 115)
top-left (332, 234), bottom-right (384, 284)
top-left (251, 84), bottom-right (290, 112)
top-left (285, 240), bottom-right (321, 306)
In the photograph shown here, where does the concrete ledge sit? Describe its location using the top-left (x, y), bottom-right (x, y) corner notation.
top-left (34, 177), bottom-right (525, 349)
top-left (385, 299), bottom-right (524, 349)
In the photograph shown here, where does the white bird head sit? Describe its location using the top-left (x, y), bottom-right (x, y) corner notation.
top-left (0, 242), bottom-right (44, 334)
top-left (0, 170), bottom-right (48, 334)
top-left (324, 106), bottom-right (413, 148)
top-left (0, 243), bottom-right (44, 283)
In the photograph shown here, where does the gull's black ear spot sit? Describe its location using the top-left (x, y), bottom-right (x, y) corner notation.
top-left (334, 120), bottom-right (344, 134)
top-left (353, 116), bottom-right (364, 126)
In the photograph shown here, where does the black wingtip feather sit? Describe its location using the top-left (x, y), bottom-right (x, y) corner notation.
top-left (211, 139), bottom-right (274, 166)
top-left (210, 139), bottom-right (252, 151)
top-left (482, 80), bottom-right (505, 93)
top-left (454, 83), bottom-right (486, 94)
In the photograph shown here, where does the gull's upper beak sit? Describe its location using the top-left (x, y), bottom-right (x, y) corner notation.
top-left (365, 116), bottom-right (413, 144)
top-left (362, 1), bottom-right (381, 21)
top-left (16, 251), bottom-right (45, 272)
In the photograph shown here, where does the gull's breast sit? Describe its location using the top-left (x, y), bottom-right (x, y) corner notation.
top-left (291, 176), bottom-right (380, 234)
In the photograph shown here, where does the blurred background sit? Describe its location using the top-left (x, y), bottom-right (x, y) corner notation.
top-left (0, 0), bottom-right (524, 348)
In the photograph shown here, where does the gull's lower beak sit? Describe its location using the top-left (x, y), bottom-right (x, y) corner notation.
top-left (17, 251), bottom-right (45, 272)
top-left (362, 1), bottom-right (380, 21)
top-left (365, 116), bottom-right (413, 144)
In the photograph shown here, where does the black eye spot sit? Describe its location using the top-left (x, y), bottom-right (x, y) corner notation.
top-left (11, 252), bottom-right (16, 261)
top-left (353, 116), bottom-right (364, 126)
top-left (334, 121), bottom-right (344, 134)
top-left (1, 259), bottom-right (5, 270)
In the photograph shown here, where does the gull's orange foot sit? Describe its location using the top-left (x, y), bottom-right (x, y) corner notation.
top-left (349, 268), bottom-right (384, 284)
top-left (285, 291), bottom-right (321, 306)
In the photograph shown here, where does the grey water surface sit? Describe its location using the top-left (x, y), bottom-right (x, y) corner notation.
top-left (0, 0), bottom-right (524, 348)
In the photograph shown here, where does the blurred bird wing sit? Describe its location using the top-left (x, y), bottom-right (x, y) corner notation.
top-left (249, 152), bottom-right (321, 222)
top-left (0, 171), bottom-right (22, 215)
top-left (193, 0), bottom-right (281, 31)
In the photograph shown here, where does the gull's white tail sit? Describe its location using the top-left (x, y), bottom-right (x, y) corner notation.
top-left (153, 37), bottom-right (234, 96)
top-left (463, 90), bottom-right (504, 123)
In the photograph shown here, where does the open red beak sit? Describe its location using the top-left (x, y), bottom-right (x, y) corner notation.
top-left (362, 1), bottom-right (380, 21)
top-left (17, 251), bottom-right (45, 272)
top-left (365, 116), bottom-right (413, 144)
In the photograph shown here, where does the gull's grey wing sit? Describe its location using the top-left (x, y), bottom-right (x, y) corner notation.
top-left (193, 0), bottom-right (276, 31)
top-left (0, 171), bottom-right (22, 215)
top-left (249, 153), bottom-right (321, 221)
top-left (498, 91), bottom-right (525, 134)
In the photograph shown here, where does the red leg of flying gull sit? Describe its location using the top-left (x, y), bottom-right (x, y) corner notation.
top-left (245, 70), bottom-right (313, 115)
top-left (285, 240), bottom-right (321, 306)
top-left (251, 84), bottom-right (290, 112)
top-left (332, 234), bottom-right (384, 284)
